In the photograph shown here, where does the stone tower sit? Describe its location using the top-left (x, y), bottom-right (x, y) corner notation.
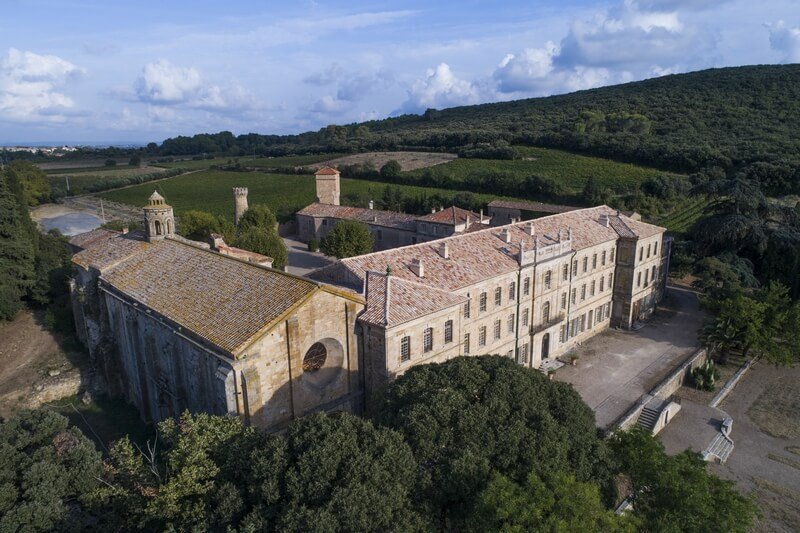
top-left (315, 167), bottom-right (340, 206)
top-left (143, 191), bottom-right (174, 243)
top-left (233, 187), bottom-right (249, 225)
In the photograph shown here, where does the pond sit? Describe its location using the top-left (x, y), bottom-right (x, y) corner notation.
top-left (38, 212), bottom-right (102, 236)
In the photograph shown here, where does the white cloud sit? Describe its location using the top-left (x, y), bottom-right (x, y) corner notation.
top-left (132, 59), bottom-right (256, 115)
top-left (767, 21), bottom-right (800, 63)
top-left (398, 63), bottom-right (482, 113)
top-left (0, 48), bottom-right (85, 123)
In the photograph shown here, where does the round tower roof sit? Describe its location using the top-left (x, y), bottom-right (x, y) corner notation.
top-left (144, 190), bottom-right (170, 209)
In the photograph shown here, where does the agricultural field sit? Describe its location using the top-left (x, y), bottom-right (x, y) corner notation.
top-left (47, 166), bottom-right (177, 196)
top-left (309, 151), bottom-right (457, 172)
top-left (153, 153), bottom-right (340, 171)
top-left (404, 146), bottom-right (671, 193)
top-left (98, 169), bottom-right (505, 220)
top-left (656, 197), bottom-right (712, 236)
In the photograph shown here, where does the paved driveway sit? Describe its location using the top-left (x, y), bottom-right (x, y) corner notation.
top-left (283, 236), bottom-right (334, 276)
top-left (555, 286), bottom-right (705, 429)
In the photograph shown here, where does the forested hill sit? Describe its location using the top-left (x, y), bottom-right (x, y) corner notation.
top-left (159, 64), bottom-right (800, 180)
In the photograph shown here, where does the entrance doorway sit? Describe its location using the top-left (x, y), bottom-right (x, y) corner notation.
top-left (541, 333), bottom-right (550, 359)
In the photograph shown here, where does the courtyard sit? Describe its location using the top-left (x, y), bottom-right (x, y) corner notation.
top-left (555, 285), bottom-right (705, 429)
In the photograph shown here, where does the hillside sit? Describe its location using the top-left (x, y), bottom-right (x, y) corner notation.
top-left (159, 65), bottom-right (800, 184)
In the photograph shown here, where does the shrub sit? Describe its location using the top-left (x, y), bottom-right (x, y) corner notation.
top-left (321, 219), bottom-right (374, 258)
top-left (690, 360), bottom-right (719, 391)
top-left (307, 238), bottom-right (319, 252)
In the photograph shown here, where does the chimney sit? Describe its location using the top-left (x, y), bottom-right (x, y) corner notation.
top-left (431, 207), bottom-right (436, 214)
top-left (500, 229), bottom-right (511, 243)
top-left (480, 209), bottom-right (485, 224)
top-left (122, 226), bottom-right (129, 234)
top-left (568, 227), bottom-right (573, 240)
top-left (439, 242), bottom-right (449, 259)
top-left (369, 200), bottom-right (374, 210)
top-left (600, 214), bottom-right (610, 227)
top-left (518, 240), bottom-right (525, 265)
top-left (373, 215), bottom-right (378, 223)
top-left (466, 215), bottom-right (471, 227)
top-left (528, 222), bottom-right (535, 236)
top-left (410, 258), bottom-right (425, 278)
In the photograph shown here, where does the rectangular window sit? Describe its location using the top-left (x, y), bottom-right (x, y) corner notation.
top-left (520, 343), bottom-right (529, 364)
top-left (561, 292), bottom-right (567, 310)
top-left (590, 280), bottom-right (596, 297)
top-left (495, 287), bottom-right (502, 306)
top-left (647, 244), bottom-right (651, 258)
top-left (581, 314), bottom-right (586, 332)
top-left (494, 320), bottom-right (501, 339)
top-left (572, 260), bottom-right (578, 276)
top-left (563, 264), bottom-right (569, 281)
top-left (444, 320), bottom-right (453, 343)
top-left (522, 308), bottom-right (529, 327)
top-left (637, 272), bottom-right (642, 287)
top-left (376, 229), bottom-right (383, 241)
top-left (544, 270), bottom-right (552, 290)
top-left (639, 247), bottom-right (644, 261)
top-left (400, 336), bottom-right (411, 362)
top-left (523, 277), bottom-right (530, 295)
top-left (654, 242), bottom-right (658, 255)
top-left (592, 254), bottom-right (597, 270)
top-left (610, 248), bottom-right (615, 263)
top-left (606, 302), bottom-right (612, 318)
top-left (464, 299), bottom-right (471, 318)
top-left (559, 325), bottom-right (567, 343)
top-left (480, 292), bottom-right (487, 312)
top-left (508, 314), bottom-right (515, 333)
top-left (509, 282), bottom-right (516, 301)
top-left (596, 306), bottom-right (602, 323)
top-left (600, 277), bottom-right (605, 292)
top-left (571, 288), bottom-right (577, 304)
top-left (479, 327), bottom-right (487, 346)
top-left (464, 333), bottom-right (470, 354)
top-left (423, 327), bottom-right (433, 352)
top-left (609, 273), bottom-right (613, 287)
top-left (582, 257), bottom-right (588, 273)
top-left (601, 251), bottom-right (606, 266)
top-left (589, 310), bottom-right (594, 327)
top-left (652, 265), bottom-right (657, 281)
top-left (581, 284), bottom-right (586, 300)
top-left (322, 219), bottom-right (328, 226)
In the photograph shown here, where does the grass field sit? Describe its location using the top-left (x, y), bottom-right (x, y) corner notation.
top-left (402, 146), bottom-right (670, 192)
top-left (656, 197), bottom-right (712, 235)
top-left (154, 153), bottom-right (340, 171)
top-left (99, 169), bottom-right (505, 219)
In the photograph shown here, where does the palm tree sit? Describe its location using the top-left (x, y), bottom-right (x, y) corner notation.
top-left (701, 317), bottom-right (741, 364)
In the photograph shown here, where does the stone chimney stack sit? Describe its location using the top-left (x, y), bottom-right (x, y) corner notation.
top-left (480, 209), bottom-right (485, 224)
top-left (369, 200), bottom-right (374, 210)
top-left (439, 242), bottom-right (449, 259)
top-left (528, 222), bottom-right (535, 236)
top-left (122, 226), bottom-right (129, 234)
top-left (500, 228), bottom-right (511, 243)
top-left (600, 214), bottom-right (610, 227)
top-left (410, 258), bottom-right (425, 278)
top-left (233, 187), bottom-right (249, 225)
top-left (315, 167), bottom-right (341, 205)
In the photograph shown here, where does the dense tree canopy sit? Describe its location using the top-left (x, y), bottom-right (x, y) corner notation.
top-left (321, 219), bottom-right (374, 258)
top-left (371, 356), bottom-right (612, 528)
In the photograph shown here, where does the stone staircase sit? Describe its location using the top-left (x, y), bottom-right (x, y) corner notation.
top-left (705, 432), bottom-right (735, 463)
top-left (636, 399), bottom-right (666, 432)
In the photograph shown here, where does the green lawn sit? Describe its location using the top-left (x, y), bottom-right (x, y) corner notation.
top-left (404, 146), bottom-right (670, 193)
top-left (99, 169), bottom-right (505, 219)
top-left (153, 153), bottom-right (340, 171)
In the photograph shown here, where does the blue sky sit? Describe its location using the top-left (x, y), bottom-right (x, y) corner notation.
top-left (1, 0), bottom-right (798, 144)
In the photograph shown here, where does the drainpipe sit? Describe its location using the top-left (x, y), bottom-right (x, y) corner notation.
top-left (565, 250), bottom-right (578, 343)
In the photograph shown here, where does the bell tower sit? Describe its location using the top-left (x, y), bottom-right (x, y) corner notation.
top-left (315, 167), bottom-right (340, 205)
top-left (143, 190), bottom-right (174, 243)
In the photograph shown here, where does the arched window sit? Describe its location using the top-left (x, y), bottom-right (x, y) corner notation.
top-left (542, 301), bottom-right (551, 323)
top-left (303, 342), bottom-right (327, 372)
top-left (166, 219), bottom-right (172, 234)
top-left (154, 220), bottom-right (162, 235)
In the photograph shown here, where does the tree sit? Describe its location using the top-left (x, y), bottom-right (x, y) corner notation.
top-left (466, 471), bottom-right (636, 532)
top-left (179, 210), bottom-right (233, 242)
top-left (582, 175), bottom-right (610, 206)
top-left (0, 409), bottom-right (104, 532)
top-left (321, 219), bottom-right (374, 259)
top-left (234, 227), bottom-right (288, 269)
top-left (6, 160), bottom-right (50, 206)
top-left (237, 204), bottom-right (277, 232)
top-left (128, 154), bottom-right (142, 167)
top-left (610, 427), bottom-right (759, 532)
top-left (525, 174), bottom-right (565, 199)
top-left (0, 172), bottom-right (35, 319)
top-left (380, 159), bottom-right (402, 179)
top-left (104, 159), bottom-right (117, 167)
top-left (371, 356), bottom-right (613, 528)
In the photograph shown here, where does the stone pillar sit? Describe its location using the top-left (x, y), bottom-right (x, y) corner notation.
top-left (233, 187), bottom-right (249, 225)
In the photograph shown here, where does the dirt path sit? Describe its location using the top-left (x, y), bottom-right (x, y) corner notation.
top-left (0, 310), bottom-right (85, 418)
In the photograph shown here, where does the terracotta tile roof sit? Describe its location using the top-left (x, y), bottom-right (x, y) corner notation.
top-left (488, 199), bottom-right (579, 214)
top-left (360, 271), bottom-right (467, 327)
top-left (71, 231), bottom-right (151, 271)
top-left (297, 203), bottom-right (418, 231)
top-left (315, 167), bottom-right (340, 175)
top-left (317, 206), bottom-right (664, 294)
top-left (416, 206), bottom-right (485, 226)
top-left (69, 228), bottom-right (118, 249)
top-left (100, 239), bottom-right (317, 356)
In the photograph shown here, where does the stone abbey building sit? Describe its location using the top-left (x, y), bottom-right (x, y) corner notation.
top-left (70, 172), bottom-right (668, 430)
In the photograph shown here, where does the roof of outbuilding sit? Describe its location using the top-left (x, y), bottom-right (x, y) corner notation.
top-left (296, 203), bottom-right (418, 231)
top-left (488, 199), bottom-right (579, 214)
top-left (416, 206), bottom-right (485, 226)
top-left (100, 238), bottom-right (318, 356)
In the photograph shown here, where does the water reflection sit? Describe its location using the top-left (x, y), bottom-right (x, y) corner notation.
top-left (39, 212), bottom-right (102, 236)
